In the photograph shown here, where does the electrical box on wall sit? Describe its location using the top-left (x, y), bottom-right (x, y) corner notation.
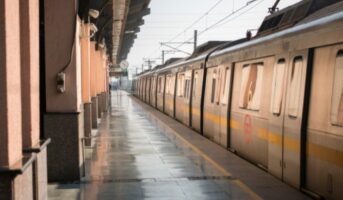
top-left (57, 72), bottom-right (66, 93)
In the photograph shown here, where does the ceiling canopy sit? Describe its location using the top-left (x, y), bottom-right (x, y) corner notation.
top-left (78, 0), bottom-right (150, 65)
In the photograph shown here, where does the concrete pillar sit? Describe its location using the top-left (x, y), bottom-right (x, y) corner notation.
top-left (19, 0), bottom-right (49, 199)
top-left (101, 50), bottom-right (108, 112)
top-left (96, 49), bottom-right (103, 118)
top-left (90, 41), bottom-right (98, 128)
top-left (43, 0), bottom-right (84, 182)
top-left (80, 23), bottom-right (92, 146)
top-left (0, 1), bottom-right (35, 199)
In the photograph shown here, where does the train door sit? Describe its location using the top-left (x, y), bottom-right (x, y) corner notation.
top-left (157, 75), bottom-right (165, 111)
top-left (191, 69), bottom-right (203, 132)
top-left (306, 45), bottom-right (343, 199)
top-left (218, 64), bottom-right (233, 148)
top-left (143, 78), bottom-right (147, 101)
top-left (268, 55), bottom-right (289, 179)
top-left (165, 74), bottom-right (174, 116)
top-left (283, 51), bottom-right (309, 187)
top-left (146, 77), bottom-right (151, 103)
top-left (144, 77), bottom-right (148, 102)
top-left (183, 70), bottom-right (192, 126)
top-left (150, 76), bottom-right (155, 107)
top-left (170, 74), bottom-right (176, 117)
top-left (175, 72), bottom-right (185, 123)
top-left (203, 66), bottom-right (220, 141)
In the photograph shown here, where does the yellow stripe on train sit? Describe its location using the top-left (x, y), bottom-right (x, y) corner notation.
top-left (161, 102), bottom-right (342, 167)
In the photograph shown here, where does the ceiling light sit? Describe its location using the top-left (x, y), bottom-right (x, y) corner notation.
top-left (89, 9), bottom-right (99, 19)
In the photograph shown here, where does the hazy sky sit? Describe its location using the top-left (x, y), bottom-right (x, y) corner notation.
top-left (126, 0), bottom-right (302, 75)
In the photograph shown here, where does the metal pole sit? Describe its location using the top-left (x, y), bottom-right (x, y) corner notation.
top-left (162, 50), bottom-right (165, 65)
top-left (194, 30), bottom-right (198, 51)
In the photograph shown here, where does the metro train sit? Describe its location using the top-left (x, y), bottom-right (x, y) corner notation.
top-left (133, 1), bottom-right (343, 199)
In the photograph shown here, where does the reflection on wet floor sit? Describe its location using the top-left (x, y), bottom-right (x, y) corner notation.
top-left (48, 91), bottom-right (254, 200)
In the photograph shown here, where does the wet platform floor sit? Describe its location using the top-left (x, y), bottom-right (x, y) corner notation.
top-left (48, 91), bottom-right (310, 200)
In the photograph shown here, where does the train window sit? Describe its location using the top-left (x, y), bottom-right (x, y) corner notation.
top-left (211, 70), bottom-right (217, 104)
top-left (331, 50), bottom-right (343, 127)
top-left (185, 79), bottom-right (191, 99)
top-left (158, 76), bottom-right (164, 93)
top-left (161, 77), bottom-right (165, 94)
top-left (271, 59), bottom-right (286, 115)
top-left (171, 76), bottom-right (175, 95)
top-left (177, 74), bottom-right (185, 97)
top-left (221, 67), bottom-right (231, 105)
top-left (193, 72), bottom-right (198, 98)
top-left (215, 69), bottom-right (221, 104)
top-left (166, 76), bottom-right (171, 95)
top-left (288, 57), bottom-right (303, 118)
top-left (157, 77), bottom-right (161, 93)
top-left (239, 63), bottom-right (264, 110)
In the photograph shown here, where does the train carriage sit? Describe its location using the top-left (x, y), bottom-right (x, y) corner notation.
top-left (133, 1), bottom-right (343, 199)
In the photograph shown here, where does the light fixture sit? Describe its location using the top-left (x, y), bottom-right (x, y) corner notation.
top-left (89, 9), bottom-right (99, 19)
top-left (89, 23), bottom-right (98, 38)
top-left (124, 30), bottom-right (135, 34)
top-left (90, 23), bottom-right (98, 33)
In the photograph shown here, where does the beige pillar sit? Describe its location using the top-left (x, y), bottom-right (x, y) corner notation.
top-left (90, 41), bottom-right (97, 97)
top-left (81, 23), bottom-right (91, 103)
top-left (0, 0), bottom-right (22, 169)
top-left (44, 0), bottom-right (84, 182)
top-left (20, 0), bottom-right (40, 149)
top-left (80, 23), bottom-right (92, 146)
top-left (20, 0), bottom-right (49, 199)
top-left (96, 49), bottom-right (102, 95)
top-left (0, 1), bottom-right (36, 199)
top-left (90, 41), bottom-right (98, 128)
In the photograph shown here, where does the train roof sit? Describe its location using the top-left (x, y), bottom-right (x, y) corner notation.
top-left (152, 12), bottom-right (343, 74)
top-left (135, 0), bottom-right (343, 78)
top-left (256, 0), bottom-right (341, 37)
top-left (187, 41), bottom-right (228, 60)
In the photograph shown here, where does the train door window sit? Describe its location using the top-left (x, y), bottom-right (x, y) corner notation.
top-left (161, 77), bottom-right (165, 94)
top-left (166, 76), bottom-right (170, 94)
top-left (221, 67), bottom-right (231, 105)
top-left (185, 79), bottom-right (191, 99)
top-left (288, 57), bottom-right (303, 118)
top-left (157, 77), bottom-right (161, 93)
top-left (331, 50), bottom-right (343, 127)
top-left (158, 76), bottom-right (164, 93)
top-left (215, 69), bottom-right (221, 104)
top-left (239, 63), bottom-right (264, 110)
top-left (177, 74), bottom-right (185, 97)
top-left (271, 59), bottom-right (286, 115)
top-left (169, 76), bottom-right (173, 95)
top-left (170, 76), bottom-right (175, 95)
top-left (193, 72), bottom-right (198, 98)
top-left (211, 70), bottom-right (217, 103)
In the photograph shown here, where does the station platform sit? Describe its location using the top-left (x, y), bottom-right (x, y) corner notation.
top-left (48, 91), bottom-right (310, 200)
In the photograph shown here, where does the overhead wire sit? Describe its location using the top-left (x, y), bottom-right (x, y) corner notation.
top-left (166, 0), bottom-right (225, 43)
top-left (175, 0), bottom-right (262, 49)
top-left (146, 0), bottom-right (225, 58)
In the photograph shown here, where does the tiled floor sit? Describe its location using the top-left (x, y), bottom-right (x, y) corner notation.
top-left (48, 91), bottom-right (310, 200)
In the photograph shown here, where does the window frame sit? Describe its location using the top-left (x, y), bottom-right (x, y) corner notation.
top-left (210, 69), bottom-right (217, 104)
top-left (330, 50), bottom-right (343, 127)
top-left (287, 56), bottom-right (303, 118)
top-left (221, 66), bottom-right (232, 105)
top-left (238, 62), bottom-right (264, 111)
top-left (271, 59), bottom-right (286, 116)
